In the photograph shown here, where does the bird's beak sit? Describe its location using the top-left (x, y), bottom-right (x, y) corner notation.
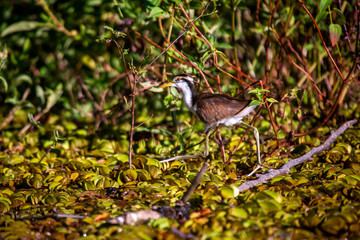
top-left (158, 82), bottom-right (174, 88)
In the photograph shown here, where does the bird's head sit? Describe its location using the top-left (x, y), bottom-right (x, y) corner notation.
top-left (159, 74), bottom-right (195, 93)
top-left (172, 74), bottom-right (194, 91)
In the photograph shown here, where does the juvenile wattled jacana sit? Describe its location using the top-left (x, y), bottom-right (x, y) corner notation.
top-left (160, 74), bottom-right (262, 175)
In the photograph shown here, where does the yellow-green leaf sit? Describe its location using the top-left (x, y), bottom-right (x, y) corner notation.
top-left (229, 207), bottom-right (248, 219)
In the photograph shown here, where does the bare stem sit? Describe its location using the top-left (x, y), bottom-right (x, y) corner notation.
top-left (238, 119), bottom-right (357, 192)
top-left (182, 162), bottom-right (210, 202)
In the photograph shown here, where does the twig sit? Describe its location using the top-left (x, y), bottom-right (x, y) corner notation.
top-left (19, 213), bottom-right (86, 220)
top-left (35, 0), bottom-right (76, 37)
top-left (182, 162), bottom-right (210, 202)
top-left (238, 119), bottom-right (357, 192)
top-left (112, 40), bottom-right (135, 169)
top-left (134, 114), bottom-right (153, 129)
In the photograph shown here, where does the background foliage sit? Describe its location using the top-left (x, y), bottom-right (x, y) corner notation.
top-left (0, 0), bottom-right (359, 239)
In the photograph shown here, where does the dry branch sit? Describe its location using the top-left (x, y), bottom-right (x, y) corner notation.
top-left (238, 119), bottom-right (357, 192)
top-left (182, 162), bottom-right (210, 202)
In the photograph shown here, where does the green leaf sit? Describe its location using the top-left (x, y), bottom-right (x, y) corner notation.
top-left (257, 200), bottom-right (282, 212)
top-left (23, 38), bottom-right (31, 52)
top-left (164, 94), bottom-right (174, 106)
top-left (305, 210), bottom-right (322, 227)
top-left (35, 85), bottom-right (45, 105)
top-left (71, 172), bottom-right (79, 181)
top-left (148, 7), bottom-right (165, 18)
top-left (0, 197), bottom-right (11, 205)
top-left (148, 165), bottom-right (161, 178)
top-left (266, 98), bottom-right (278, 103)
top-left (321, 215), bottom-right (346, 235)
top-left (345, 175), bottom-right (360, 185)
top-left (104, 25), bottom-right (126, 38)
top-left (248, 89), bottom-right (258, 94)
top-left (146, 158), bottom-right (160, 167)
top-left (116, 154), bottom-right (129, 163)
top-left (82, 55), bottom-right (96, 70)
top-left (104, 25), bottom-right (115, 33)
top-left (262, 190), bottom-right (282, 202)
top-left (215, 43), bottom-right (233, 49)
top-left (320, 0), bottom-right (332, 12)
top-left (1, 188), bottom-right (13, 196)
top-left (1, 21), bottom-right (50, 37)
top-left (53, 176), bottom-right (64, 182)
top-left (145, 82), bottom-right (163, 93)
top-left (5, 156), bottom-right (25, 165)
top-left (248, 88), bottom-right (269, 94)
top-left (347, 174), bottom-right (360, 181)
top-left (215, 50), bottom-right (227, 59)
top-left (170, 88), bottom-right (183, 100)
top-left (200, 50), bottom-right (213, 63)
top-left (250, 100), bottom-right (261, 106)
top-left (270, 175), bottom-right (286, 184)
top-left (315, 11), bottom-right (328, 23)
top-left (229, 207), bottom-right (248, 219)
top-left (220, 185), bottom-right (239, 199)
top-left (243, 219), bottom-right (263, 228)
top-left (146, 0), bottom-right (162, 11)
top-left (123, 169), bottom-right (138, 181)
top-left (0, 76), bottom-right (8, 92)
top-left (45, 89), bottom-right (63, 111)
top-left (151, 217), bottom-right (171, 229)
top-left (49, 181), bottom-right (62, 191)
top-left (15, 74), bottom-right (32, 86)
top-left (333, 8), bottom-right (346, 24)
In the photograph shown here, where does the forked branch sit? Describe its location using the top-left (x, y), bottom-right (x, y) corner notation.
top-left (238, 119), bottom-right (357, 192)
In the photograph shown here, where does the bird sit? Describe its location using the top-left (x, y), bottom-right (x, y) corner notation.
top-left (160, 74), bottom-right (262, 174)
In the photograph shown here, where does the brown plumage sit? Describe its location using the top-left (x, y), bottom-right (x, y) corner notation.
top-left (194, 93), bottom-right (251, 126)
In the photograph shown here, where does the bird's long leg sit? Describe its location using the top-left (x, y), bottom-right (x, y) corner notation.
top-left (239, 122), bottom-right (261, 165)
top-left (203, 129), bottom-right (210, 156)
top-left (159, 131), bottom-right (211, 163)
top-left (239, 122), bottom-right (264, 176)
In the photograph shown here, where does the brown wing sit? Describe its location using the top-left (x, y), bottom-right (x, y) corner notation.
top-left (194, 93), bottom-right (251, 124)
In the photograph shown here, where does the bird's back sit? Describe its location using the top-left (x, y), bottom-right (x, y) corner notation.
top-left (193, 93), bottom-right (252, 125)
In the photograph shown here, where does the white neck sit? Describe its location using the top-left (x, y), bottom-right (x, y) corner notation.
top-left (180, 84), bottom-right (196, 113)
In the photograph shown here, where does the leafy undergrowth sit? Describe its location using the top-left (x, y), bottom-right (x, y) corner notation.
top-left (0, 111), bottom-right (359, 239)
top-left (1, 0), bottom-right (359, 239)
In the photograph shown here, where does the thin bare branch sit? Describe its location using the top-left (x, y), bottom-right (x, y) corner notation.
top-left (238, 119), bottom-right (357, 192)
top-left (182, 162), bottom-right (210, 202)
